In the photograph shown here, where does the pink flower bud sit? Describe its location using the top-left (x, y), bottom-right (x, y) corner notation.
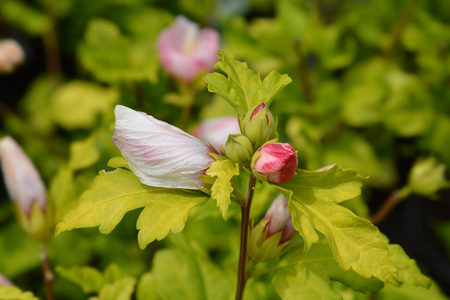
top-left (157, 16), bottom-right (220, 82)
top-left (112, 105), bottom-right (215, 189)
top-left (252, 143), bottom-right (298, 184)
top-left (192, 116), bottom-right (240, 152)
top-left (0, 273), bottom-right (13, 286)
top-left (0, 137), bottom-right (46, 217)
top-left (264, 194), bottom-right (296, 243)
top-left (0, 39), bottom-right (25, 73)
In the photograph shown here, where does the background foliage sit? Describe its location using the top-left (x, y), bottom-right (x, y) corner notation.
top-left (1, 0), bottom-right (449, 299)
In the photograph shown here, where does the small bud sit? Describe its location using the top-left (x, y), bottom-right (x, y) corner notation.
top-left (224, 134), bottom-right (253, 165)
top-left (251, 142), bottom-right (298, 184)
top-left (0, 136), bottom-right (52, 240)
top-left (264, 194), bottom-right (296, 243)
top-left (0, 39), bottom-right (25, 74)
top-left (242, 103), bottom-right (276, 150)
top-left (248, 194), bottom-right (296, 262)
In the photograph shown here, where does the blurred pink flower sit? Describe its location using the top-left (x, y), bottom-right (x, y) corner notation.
top-left (264, 194), bottom-right (296, 243)
top-left (157, 16), bottom-right (220, 82)
top-left (0, 137), bottom-right (46, 217)
top-left (252, 143), bottom-right (298, 184)
top-left (0, 273), bottom-right (12, 286)
top-left (0, 39), bottom-right (25, 73)
top-left (112, 105), bottom-right (215, 189)
top-left (192, 116), bottom-right (240, 152)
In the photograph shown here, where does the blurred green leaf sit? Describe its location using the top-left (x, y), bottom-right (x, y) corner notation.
top-left (79, 19), bottom-right (160, 84)
top-left (0, 285), bottom-right (39, 300)
top-left (49, 165), bottom-right (75, 223)
top-left (56, 265), bottom-right (104, 293)
top-left (55, 169), bottom-right (209, 249)
top-left (388, 244), bottom-right (430, 288)
top-left (50, 81), bottom-right (118, 130)
top-left (68, 136), bottom-right (100, 171)
top-left (205, 155), bottom-right (240, 220)
top-left (136, 273), bottom-right (158, 300)
top-left (406, 157), bottom-right (448, 199)
top-left (96, 277), bottom-right (136, 300)
top-left (0, 0), bottom-right (49, 36)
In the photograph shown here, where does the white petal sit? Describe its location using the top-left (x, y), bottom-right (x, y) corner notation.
top-left (112, 105), bottom-right (214, 189)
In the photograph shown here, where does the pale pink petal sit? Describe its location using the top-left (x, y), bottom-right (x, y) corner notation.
top-left (112, 105), bottom-right (214, 189)
top-left (0, 137), bottom-right (46, 216)
top-left (192, 116), bottom-right (240, 152)
top-left (0, 273), bottom-right (13, 286)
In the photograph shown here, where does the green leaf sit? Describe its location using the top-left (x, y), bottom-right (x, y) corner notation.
top-left (68, 136), bottom-right (100, 171)
top-left (97, 278), bottom-right (136, 300)
top-left (275, 165), bottom-right (400, 285)
top-left (205, 156), bottom-right (240, 220)
top-left (406, 157), bottom-right (448, 198)
top-left (79, 19), bottom-right (160, 84)
top-left (277, 241), bottom-right (383, 295)
top-left (136, 273), bottom-right (158, 300)
top-left (388, 244), bottom-right (431, 288)
top-left (107, 157), bottom-right (129, 170)
top-left (205, 51), bottom-right (291, 117)
top-left (55, 169), bottom-right (208, 249)
top-left (49, 165), bottom-right (75, 222)
top-left (0, 285), bottom-right (39, 300)
top-left (153, 249), bottom-right (207, 300)
top-left (0, 0), bottom-right (49, 36)
top-left (50, 81), bottom-right (118, 130)
top-left (56, 265), bottom-right (104, 293)
top-left (378, 281), bottom-right (447, 300)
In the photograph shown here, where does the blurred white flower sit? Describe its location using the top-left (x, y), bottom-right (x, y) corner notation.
top-left (0, 39), bottom-right (25, 73)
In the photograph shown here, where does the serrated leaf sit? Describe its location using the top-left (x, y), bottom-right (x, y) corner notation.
top-left (56, 265), bottom-right (104, 293)
top-left (279, 241), bottom-right (383, 295)
top-left (205, 157), bottom-right (239, 220)
top-left (205, 51), bottom-right (291, 117)
top-left (273, 263), bottom-right (342, 300)
top-left (68, 136), bottom-right (100, 171)
top-left (136, 192), bottom-right (207, 249)
top-left (97, 277), bottom-right (136, 300)
top-left (107, 157), bottom-right (129, 169)
top-left (0, 285), bottom-right (39, 300)
top-left (55, 169), bottom-right (208, 249)
top-left (275, 165), bottom-right (399, 286)
top-left (388, 244), bottom-right (431, 288)
top-left (136, 273), bottom-right (158, 300)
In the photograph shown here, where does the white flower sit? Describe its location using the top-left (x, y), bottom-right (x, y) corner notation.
top-left (112, 105), bottom-right (215, 189)
top-left (0, 136), bottom-right (46, 216)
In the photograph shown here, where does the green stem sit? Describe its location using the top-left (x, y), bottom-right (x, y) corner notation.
top-left (235, 175), bottom-right (257, 300)
top-left (39, 243), bottom-right (54, 300)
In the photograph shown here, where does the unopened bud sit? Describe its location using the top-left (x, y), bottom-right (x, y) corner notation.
top-left (242, 103), bottom-right (276, 150)
top-left (0, 39), bottom-right (25, 73)
top-left (264, 194), bottom-right (296, 243)
top-left (224, 134), bottom-right (253, 165)
top-left (248, 194), bottom-right (296, 262)
top-left (251, 142), bottom-right (298, 184)
top-left (0, 136), bottom-right (52, 240)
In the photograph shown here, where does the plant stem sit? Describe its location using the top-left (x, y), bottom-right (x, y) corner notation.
top-left (235, 174), bottom-right (257, 300)
top-left (39, 243), bottom-right (54, 300)
top-left (383, 0), bottom-right (419, 60)
top-left (43, 0), bottom-right (61, 82)
top-left (371, 190), bottom-right (402, 226)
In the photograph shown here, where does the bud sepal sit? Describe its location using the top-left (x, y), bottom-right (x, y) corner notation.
top-left (224, 134), bottom-right (253, 166)
top-left (242, 103), bottom-right (276, 150)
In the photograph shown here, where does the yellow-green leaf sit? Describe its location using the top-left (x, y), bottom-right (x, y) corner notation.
top-left (68, 136), bottom-right (100, 171)
top-left (205, 157), bottom-right (239, 220)
top-left (0, 285), bottom-right (39, 300)
top-left (56, 265), bottom-right (104, 293)
top-left (97, 278), bottom-right (136, 300)
top-left (136, 273), bottom-right (158, 300)
top-left (55, 169), bottom-right (208, 249)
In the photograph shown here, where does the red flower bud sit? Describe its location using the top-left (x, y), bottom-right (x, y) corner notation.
top-left (264, 194), bottom-right (296, 243)
top-left (251, 143), bottom-right (298, 184)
